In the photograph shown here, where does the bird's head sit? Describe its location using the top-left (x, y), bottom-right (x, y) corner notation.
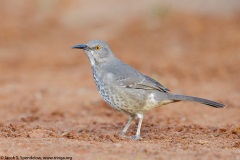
top-left (72, 40), bottom-right (114, 66)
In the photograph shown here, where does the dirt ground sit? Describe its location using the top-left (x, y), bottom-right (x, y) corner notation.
top-left (0, 1), bottom-right (240, 160)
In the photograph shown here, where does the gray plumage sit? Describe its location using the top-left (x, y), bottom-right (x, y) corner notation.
top-left (72, 40), bottom-right (224, 140)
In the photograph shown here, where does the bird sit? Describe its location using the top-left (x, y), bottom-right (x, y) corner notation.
top-left (72, 40), bottom-right (225, 140)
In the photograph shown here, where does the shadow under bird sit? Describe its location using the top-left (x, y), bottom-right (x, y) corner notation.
top-left (72, 40), bottom-right (224, 140)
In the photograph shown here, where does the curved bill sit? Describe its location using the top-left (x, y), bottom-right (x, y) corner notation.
top-left (72, 44), bottom-right (88, 49)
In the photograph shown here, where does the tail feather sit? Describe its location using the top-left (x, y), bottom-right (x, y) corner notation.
top-left (169, 94), bottom-right (225, 108)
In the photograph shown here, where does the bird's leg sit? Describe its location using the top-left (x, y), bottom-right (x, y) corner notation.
top-left (132, 113), bottom-right (143, 140)
top-left (120, 115), bottom-right (136, 138)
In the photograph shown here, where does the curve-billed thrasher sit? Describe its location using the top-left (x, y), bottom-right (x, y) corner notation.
top-left (72, 40), bottom-right (224, 140)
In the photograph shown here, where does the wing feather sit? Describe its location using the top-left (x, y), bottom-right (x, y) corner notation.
top-left (117, 74), bottom-right (170, 92)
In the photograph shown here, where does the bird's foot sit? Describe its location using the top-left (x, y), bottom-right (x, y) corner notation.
top-left (131, 135), bottom-right (142, 140)
top-left (120, 131), bottom-right (142, 140)
top-left (120, 131), bottom-right (133, 139)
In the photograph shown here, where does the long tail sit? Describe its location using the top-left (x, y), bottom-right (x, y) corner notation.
top-left (169, 94), bottom-right (225, 108)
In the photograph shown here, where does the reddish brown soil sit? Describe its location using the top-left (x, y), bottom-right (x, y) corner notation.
top-left (0, 2), bottom-right (240, 160)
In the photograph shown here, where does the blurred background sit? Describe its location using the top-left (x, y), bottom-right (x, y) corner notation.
top-left (0, 0), bottom-right (240, 159)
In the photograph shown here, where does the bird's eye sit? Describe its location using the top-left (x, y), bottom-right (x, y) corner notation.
top-left (96, 45), bottom-right (101, 50)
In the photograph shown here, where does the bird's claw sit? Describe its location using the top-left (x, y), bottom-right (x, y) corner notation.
top-left (132, 135), bottom-right (142, 140)
top-left (120, 132), bottom-right (142, 140)
top-left (120, 131), bottom-right (132, 139)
